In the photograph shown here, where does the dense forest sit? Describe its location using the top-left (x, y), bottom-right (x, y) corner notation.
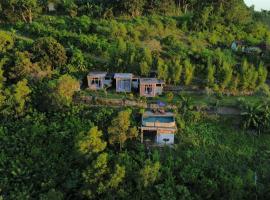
top-left (1, 0), bottom-right (270, 199)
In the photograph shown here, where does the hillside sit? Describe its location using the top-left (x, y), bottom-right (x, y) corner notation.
top-left (0, 0), bottom-right (270, 199)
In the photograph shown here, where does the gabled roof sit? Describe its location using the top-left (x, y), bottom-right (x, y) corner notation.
top-left (114, 73), bottom-right (133, 79)
top-left (88, 72), bottom-right (107, 78)
top-left (140, 78), bottom-right (165, 85)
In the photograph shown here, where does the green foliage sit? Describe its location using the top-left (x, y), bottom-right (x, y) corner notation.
top-left (108, 109), bottom-right (137, 150)
top-left (0, 0), bottom-right (41, 23)
top-left (219, 61), bottom-right (233, 91)
top-left (32, 37), bottom-right (67, 69)
top-left (0, 1), bottom-right (270, 199)
top-left (166, 92), bottom-right (174, 102)
top-left (241, 102), bottom-right (270, 133)
top-left (0, 31), bottom-right (14, 53)
top-left (12, 79), bottom-right (31, 115)
top-left (206, 59), bottom-right (215, 87)
top-left (257, 62), bottom-right (268, 87)
top-left (139, 160), bottom-right (160, 188)
top-left (168, 57), bottom-right (182, 85)
top-left (77, 126), bottom-right (107, 154)
top-left (240, 60), bottom-right (258, 91)
top-left (183, 60), bottom-right (194, 86)
top-left (157, 58), bottom-right (168, 81)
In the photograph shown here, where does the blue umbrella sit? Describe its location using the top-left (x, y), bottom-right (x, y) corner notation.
top-left (158, 101), bottom-right (166, 107)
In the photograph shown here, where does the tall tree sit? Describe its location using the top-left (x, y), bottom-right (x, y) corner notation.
top-left (12, 79), bottom-right (31, 115)
top-left (32, 37), bottom-right (67, 69)
top-left (77, 126), bottom-right (107, 154)
top-left (184, 59), bottom-right (194, 86)
top-left (1, 0), bottom-right (41, 23)
top-left (257, 62), bottom-right (268, 87)
top-left (139, 160), bottom-right (160, 188)
top-left (107, 109), bottom-right (137, 150)
top-left (0, 31), bottom-right (14, 53)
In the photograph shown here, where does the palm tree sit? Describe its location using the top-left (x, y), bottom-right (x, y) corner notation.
top-left (241, 103), bottom-right (266, 134)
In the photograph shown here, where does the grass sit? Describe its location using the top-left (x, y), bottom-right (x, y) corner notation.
top-left (80, 88), bottom-right (268, 108)
top-left (81, 89), bottom-right (135, 100)
top-left (156, 92), bottom-right (268, 107)
top-left (179, 116), bottom-right (270, 160)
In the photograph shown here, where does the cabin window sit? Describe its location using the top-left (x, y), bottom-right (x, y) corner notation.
top-left (144, 85), bottom-right (153, 94)
top-left (105, 77), bottom-right (111, 80)
top-left (91, 78), bottom-right (101, 87)
top-left (156, 84), bottom-right (162, 87)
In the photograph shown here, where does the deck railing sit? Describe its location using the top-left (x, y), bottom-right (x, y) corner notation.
top-left (143, 121), bottom-right (175, 128)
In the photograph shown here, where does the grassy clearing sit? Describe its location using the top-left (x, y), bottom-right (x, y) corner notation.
top-left (80, 88), bottom-right (268, 108)
top-left (156, 92), bottom-right (268, 107)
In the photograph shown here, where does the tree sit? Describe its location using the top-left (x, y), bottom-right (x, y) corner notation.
top-left (118, 0), bottom-right (146, 17)
top-left (107, 164), bottom-right (125, 189)
top-left (0, 31), bottom-right (14, 53)
top-left (82, 153), bottom-right (125, 199)
top-left (77, 126), bottom-right (107, 154)
top-left (219, 62), bottom-right (233, 91)
top-left (12, 79), bottom-right (31, 115)
top-left (206, 60), bottom-right (215, 87)
top-left (169, 57), bottom-right (182, 85)
top-left (107, 109), bottom-right (137, 150)
top-left (8, 51), bottom-right (52, 81)
top-left (1, 0), bottom-right (41, 23)
top-left (139, 48), bottom-right (152, 76)
top-left (32, 37), bottom-right (67, 69)
top-left (69, 47), bottom-right (86, 71)
top-left (257, 62), bottom-right (268, 87)
top-left (82, 153), bottom-right (109, 198)
top-left (139, 160), bottom-right (160, 188)
top-left (157, 58), bottom-right (168, 81)
top-left (53, 74), bottom-right (80, 106)
top-left (39, 189), bottom-right (64, 200)
top-left (140, 61), bottom-right (150, 76)
top-left (183, 60), bottom-right (194, 86)
top-left (166, 92), bottom-right (174, 102)
top-left (0, 58), bottom-right (7, 108)
top-left (42, 75), bottom-right (79, 111)
top-left (240, 60), bottom-right (258, 91)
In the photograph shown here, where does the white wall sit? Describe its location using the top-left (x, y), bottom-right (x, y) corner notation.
top-left (156, 134), bottom-right (174, 145)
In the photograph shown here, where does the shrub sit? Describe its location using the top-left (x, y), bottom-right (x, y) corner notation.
top-left (166, 92), bottom-right (174, 102)
top-left (255, 84), bottom-right (270, 97)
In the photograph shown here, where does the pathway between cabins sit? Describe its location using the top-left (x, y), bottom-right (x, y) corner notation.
top-left (75, 95), bottom-right (242, 116)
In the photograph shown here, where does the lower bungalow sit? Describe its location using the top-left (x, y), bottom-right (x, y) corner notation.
top-left (140, 111), bottom-right (177, 145)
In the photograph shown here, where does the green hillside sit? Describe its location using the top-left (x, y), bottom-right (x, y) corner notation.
top-left (0, 1), bottom-right (270, 199)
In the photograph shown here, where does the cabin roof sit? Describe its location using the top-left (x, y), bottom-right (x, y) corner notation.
top-left (140, 78), bottom-right (165, 85)
top-left (88, 71), bottom-right (107, 78)
top-left (114, 73), bottom-right (133, 79)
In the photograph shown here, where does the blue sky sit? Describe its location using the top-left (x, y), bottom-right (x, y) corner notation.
top-left (244, 0), bottom-right (270, 11)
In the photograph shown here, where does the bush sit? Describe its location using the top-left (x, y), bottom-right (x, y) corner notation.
top-left (166, 92), bottom-right (174, 102)
top-left (255, 84), bottom-right (270, 97)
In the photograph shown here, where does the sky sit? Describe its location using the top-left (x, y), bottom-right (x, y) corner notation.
top-left (244, 0), bottom-right (270, 11)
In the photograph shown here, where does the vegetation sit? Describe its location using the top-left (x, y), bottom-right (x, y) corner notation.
top-left (0, 0), bottom-right (270, 199)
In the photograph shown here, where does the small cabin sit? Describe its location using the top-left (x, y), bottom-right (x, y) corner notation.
top-left (139, 78), bottom-right (165, 97)
top-left (140, 110), bottom-right (177, 145)
top-left (114, 73), bottom-right (133, 92)
top-left (87, 72), bottom-right (112, 90)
